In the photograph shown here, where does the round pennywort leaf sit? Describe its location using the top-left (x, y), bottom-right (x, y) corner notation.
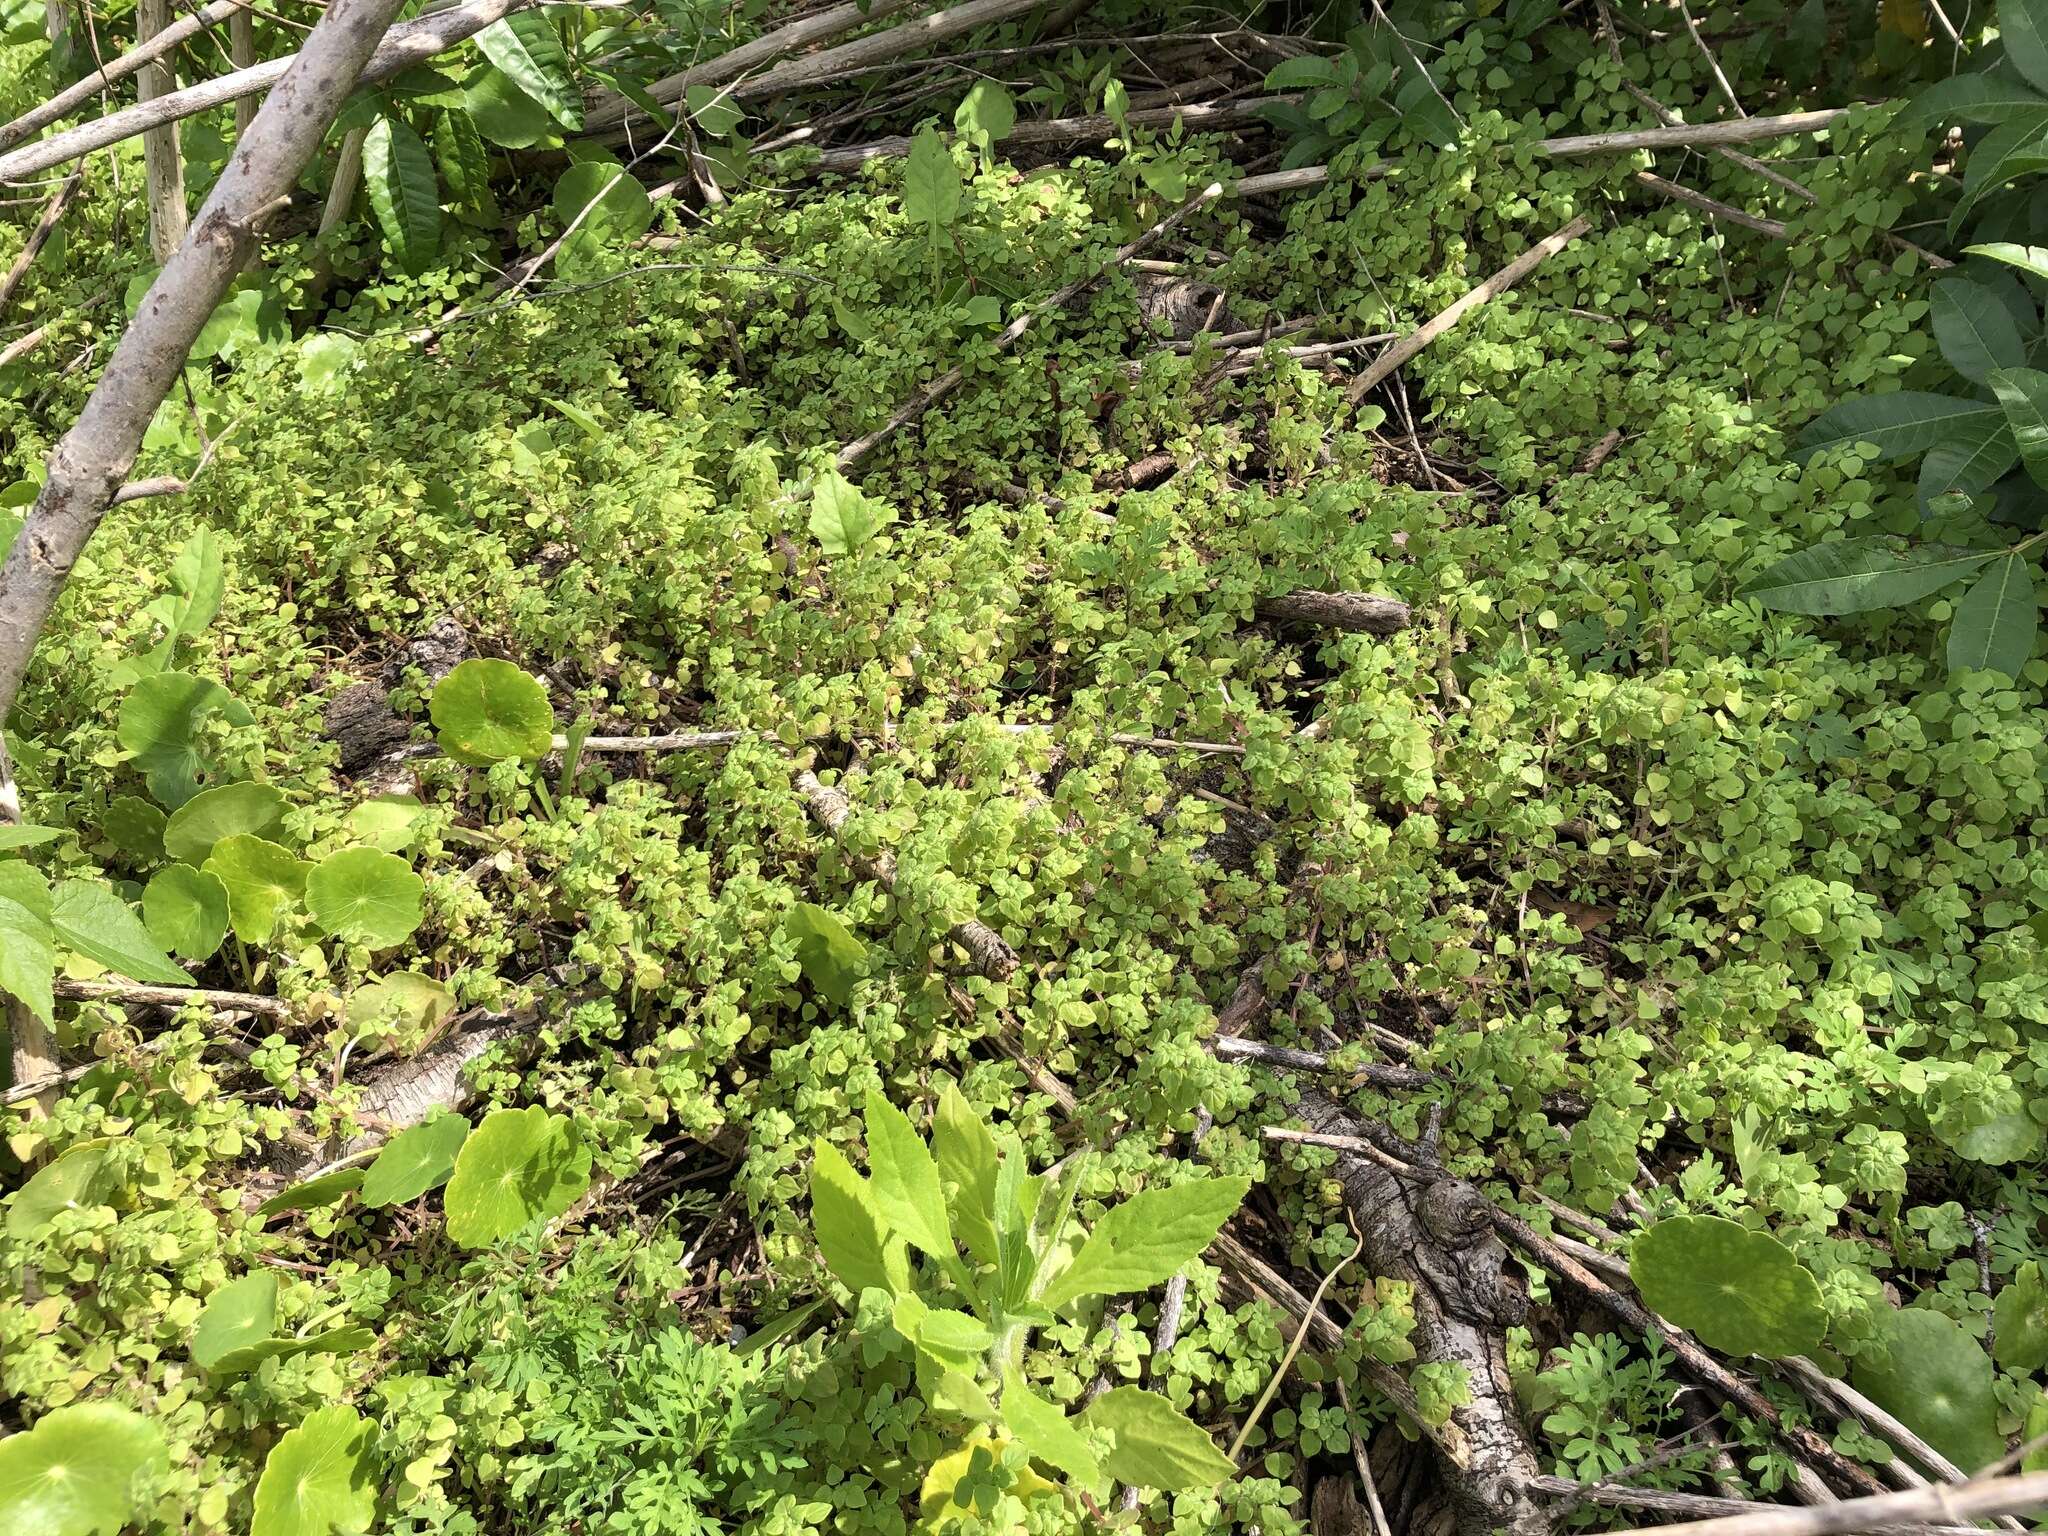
top-left (0, 1402), bottom-right (166, 1536)
top-left (429, 659), bottom-right (553, 764)
top-left (306, 848), bottom-right (423, 949)
top-left (1629, 1214), bottom-right (1826, 1359)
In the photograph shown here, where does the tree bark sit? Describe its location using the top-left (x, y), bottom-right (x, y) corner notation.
top-left (0, 0), bottom-right (415, 723)
top-left (1296, 1091), bottom-right (1548, 1536)
top-left (138, 0), bottom-right (187, 263)
top-left (230, 6), bottom-right (257, 135)
top-left (1255, 590), bottom-right (1412, 635)
top-left (0, 0), bottom-right (239, 153)
top-left (0, 0), bottom-right (527, 182)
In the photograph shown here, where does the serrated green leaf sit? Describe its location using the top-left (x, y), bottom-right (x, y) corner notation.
top-left (1001, 1368), bottom-right (1102, 1493)
top-left (1742, 538), bottom-right (1997, 615)
top-left (864, 1090), bottom-right (954, 1263)
top-left (1041, 1176), bottom-right (1249, 1309)
top-left (476, 12), bottom-right (580, 130)
top-left (1947, 554), bottom-right (2038, 677)
top-left (1080, 1386), bottom-right (1237, 1489)
top-left (933, 1083), bottom-right (1000, 1266)
top-left (251, 1405), bottom-right (377, 1536)
top-left (0, 891), bottom-right (53, 1024)
top-left (810, 1139), bottom-right (897, 1295)
top-left (1628, 1215), bottom-right (1826, 1358)
top-left (362, 117), bottom-right (441, 275)
top-left (808, 470), bottom-right (895, 556)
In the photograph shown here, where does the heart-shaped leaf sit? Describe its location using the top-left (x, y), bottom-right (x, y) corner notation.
top-left (784, 902), bottom-right (866, 1005)
top-left (5, 1138), bottom-right (116, 1238)
top-left (306, 847), bottom-right (423, 949)
top-left (429, 659), bottom-right (553, 764)
top-left (1629, 1215), bottom-right (1826, 1359)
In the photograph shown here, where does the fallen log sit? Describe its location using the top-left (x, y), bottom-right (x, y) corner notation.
top-left (1255, 589), bottom-right (1412, 635)
top-left (1294, 1091), bottom-right (1548, 1536)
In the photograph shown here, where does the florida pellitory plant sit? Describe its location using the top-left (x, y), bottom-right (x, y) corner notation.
top-left (809, 1087), bottom-right (1249, 1525)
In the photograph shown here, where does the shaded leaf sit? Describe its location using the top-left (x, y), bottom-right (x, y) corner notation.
top-left (1947, 554), bottom-right (2038, 677)
top-left (1793, 393), bottom-right (2000, 463)
top-left (1933, 279), bottom-right (2026, 382)
top-left (476, 12), bottom-right (580, 129)
top-left (142, 864), bottom-right (229, 961)
top-left (1852, 1307), bottom-right (2004, 1470)
top-left (1628, 1215), bottom-right (1826, 1358)
top-left (162, 781), bottom-right (285, 864)
top-left (361, 1113), bottom-right (469, 1207)
top-left (1742, 538), bottom-right (1996, 615)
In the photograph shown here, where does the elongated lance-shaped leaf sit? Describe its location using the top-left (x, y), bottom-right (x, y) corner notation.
top-left (363, 117), bottom-right (440, 274)
top-left (1040, 1176), bottom-right (1249, 1309)
top-left (1793, 392), bottom-right (2000, 463)
top-left (1932, 279), bottom-right (2026, 383)
top-left (862, 1091), bottom-right (957, 1268)
top-left (1948, 554), bottom-right (2039, 677)
top-left (1742, 538), bottom-right (1998, 615)
top-left (476, 11), bottom-right (581, 129)
top-left (1990, 367), bottom-right (2048, 486)
top-left (1968, 241), bottom-right (2048, 281)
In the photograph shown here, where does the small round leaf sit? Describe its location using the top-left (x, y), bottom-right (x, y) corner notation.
top-left (142, 865), bottom-right (230, 961)
top-left (429, 659), bottom-right (553, 764)
top-left (306, 848), bottom-right (424, 949)
top-left (1629, 1215), bottom-right (1826, 1359)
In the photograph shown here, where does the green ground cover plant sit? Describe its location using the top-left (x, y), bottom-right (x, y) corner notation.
top-left (1, 1), bottom-right (2046, 1533)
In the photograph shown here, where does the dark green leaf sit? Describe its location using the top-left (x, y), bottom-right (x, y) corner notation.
top-left (476, 12), bottom-right (581, 130)
top-left (1793, 393), bottom-right (2000, 464)
top-left (1628, 1215), bottom-right (1827, 1359)
top-left (1743, 538), bottom-right (1997, 615)
top-left (1947, 554), bottom-right (2038, 677)
top-left (363, 118), bottom-right (441, 275)
top-left (1933, 279), bottom-right (2026, 381)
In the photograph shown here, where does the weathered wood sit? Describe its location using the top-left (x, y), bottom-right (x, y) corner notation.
top-left (1255, 589), bottom-right (1412, 635)
top-left (138, 0), bottom-right (187, 262)
top-left (0, 0), bottom-right (416, 722)
top-left (1296, 1091), bottom-right (1548, 1536)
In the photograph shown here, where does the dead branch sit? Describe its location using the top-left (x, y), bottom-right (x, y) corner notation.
top-left (1294, 1091), bottom-right (1548, 1536)
top-left (0, 163), bottom-right (82, 315)
top-left (1255, 589), bottom-right (1412, 635)
top-left (53, 977), bottom-right (293, 1017)
top-left (1595, 1470), bottom-right (2048, 1536)
top-left (1346, 214), bottom-right (1593, 404)
top-left (139, 0), bottom-right (187, 262)
top-left (0, 0), bottom-right (443, 724)
top-left (0, 0), bottom-right (530, 184)
top-left (802, 96), bottom-right (1293, 173)
top-left (1634, 171), bottom-right (1788, 237)
top-left (795, 767), bottom-right (1018, 982)
top-left (0, 0), bottom-right (240, 152)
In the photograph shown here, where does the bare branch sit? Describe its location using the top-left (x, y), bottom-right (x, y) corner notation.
top-left (0, 0), bottom-right (418, 721)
